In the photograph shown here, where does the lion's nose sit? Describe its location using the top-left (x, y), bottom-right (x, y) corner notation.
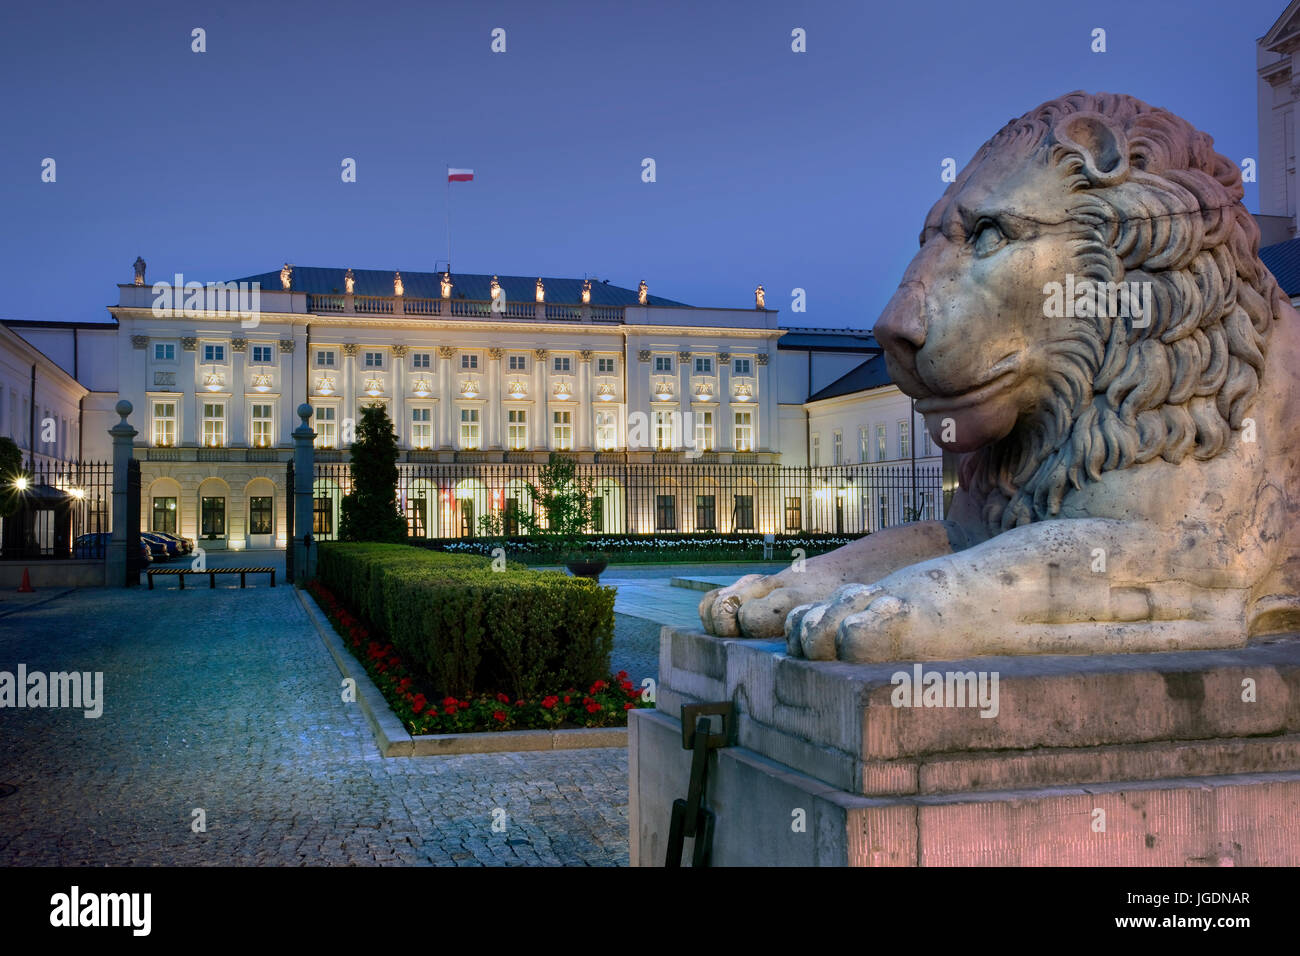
top-left (875, 281), bottom-right (927, 355)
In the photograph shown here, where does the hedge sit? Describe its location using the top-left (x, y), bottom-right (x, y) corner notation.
top-left (315, 542), bottom-right (614, 700)
top-left (412, 532), bottom-right (867, 564)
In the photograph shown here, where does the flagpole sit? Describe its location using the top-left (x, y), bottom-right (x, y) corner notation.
top-left (445, 164), bottom-right (451, 273)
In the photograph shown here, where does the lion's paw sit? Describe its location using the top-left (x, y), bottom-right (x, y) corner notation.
top-left (786, 583), bottom-right (885, 660)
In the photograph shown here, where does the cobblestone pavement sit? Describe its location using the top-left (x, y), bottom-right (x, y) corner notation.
top-left (0, 583), bottom-right (627, 866)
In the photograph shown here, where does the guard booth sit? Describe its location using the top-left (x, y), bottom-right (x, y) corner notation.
top-left (1, 484), bottom-right (76, 560)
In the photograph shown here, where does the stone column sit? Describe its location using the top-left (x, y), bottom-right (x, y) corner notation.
top-left (392, 345), bottom-right (408, 449)
top-left (717, 352), bottom-right (732, 453)
top-left (292, 404), bottom-right (317, 583)
top-left (677, 351), bottom-right (692, 451)
top-left (757, 351), bottom-right (773, 452)
top-left (533, 349), bottom-right (549, 449)
top-left (282, 337), bottom-right (301, 445)
top-left (107, 401), bottom-right (137, 588)
top-left (181, 338), bottom-right (198, 445)
top-left (342, 344), bottom-right (359, 438)
top-left (487, 348), bottom-right (503, 449)
top-left (577, 350), bottom-right (594, 450)
top-left (437, 347), bottom-right (455, 449)
top-left (230, 337), bottom-right (247, 445)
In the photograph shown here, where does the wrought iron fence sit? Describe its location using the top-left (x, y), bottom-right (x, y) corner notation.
top-left (0, 460), bottom-right (113, 560)
top-left (309, 461), bottom-right (944, 541)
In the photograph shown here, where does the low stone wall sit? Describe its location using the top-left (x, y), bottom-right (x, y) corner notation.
top-left (0, 560), bottom-right (104, 589)
top-left (631, 626), bottom-right (1300, 866)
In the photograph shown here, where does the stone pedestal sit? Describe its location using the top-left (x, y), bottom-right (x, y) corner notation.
top-left (630, 627), bottom-right (1300, 866)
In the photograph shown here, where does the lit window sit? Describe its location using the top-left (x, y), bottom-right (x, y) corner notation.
top-left (460, 408), bottom-right (481, 449)
top-left (859, 427), bottom-right (869, 463)
top-left (898, 420), bottom-right (910, 459)
top-left (734, 411), bottom-right (753, 452)
top-left (313, 406), bottom-right (337, 448)
top-left (152, 401), bottom-right (176, 447)
top-left (695, 411), bottom-right (713, 451)
top-left (508, 409), bottom-right (528, 450)
top-left (875, 423), bottom-right (887, 461)
top-left (251, 403), bottom-right (273, 447)
top-left (202, 403), bottom-right (225, 447)
top-left (411, 407), bottom-right (432, 449)
top-left (552, 410), bottom-right (572, 450)
top-left (655, 411), bottom-right (674, 451)
top-left (596, 411), bottom-right (617, 450)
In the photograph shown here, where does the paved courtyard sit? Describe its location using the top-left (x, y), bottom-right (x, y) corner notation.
top-left (0, 556), bottom-right (771, 866)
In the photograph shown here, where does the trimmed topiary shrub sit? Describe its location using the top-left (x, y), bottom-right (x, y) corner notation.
top-left (315, 542), bottom-right (614, 700)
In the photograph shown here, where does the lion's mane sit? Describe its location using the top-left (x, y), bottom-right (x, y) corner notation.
top-left (935, 92), bottom-right (1287, 530)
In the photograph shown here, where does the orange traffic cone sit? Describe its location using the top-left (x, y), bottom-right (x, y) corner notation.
top-left (17, 568), bottom-right (34, 593)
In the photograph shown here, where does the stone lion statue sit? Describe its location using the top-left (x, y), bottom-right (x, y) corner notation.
top-left (701, 91), bottom-right (1300, 662)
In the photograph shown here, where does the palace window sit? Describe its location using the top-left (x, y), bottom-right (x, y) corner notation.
top-left (364, 351), bottom-right (384, 368)
top-left (460, 408), bottom-right (481, 449)
top-left (313, 497), bottom-right (333, 534)
top-left (313, 406), bottom-right (337, 448)
top-left (654, 355), bottom-right (673, 373)
top-left (833, 430), bottom-right (843, 465)
top-left (508, 355), bottom-right (527, 371)
top-left (202, 343), bottom-right (226, 363)
top-left (859, 427), bottom-right (869, 463)
top-left (200, 496), bottom-right (226, 536)
top-left (694, 357), bottom-right (713, 374)
top-left (696, 494), bottom-right (716, 531)
top-left (553, 356), bottom-right (571, 373)
top-left (153, 343), bottom-right (175, 362)
top-left (152, 497), bottom-right (177, 534)
top-left (249, 496), bottom-right (273, 535)
top-left (508, 409), bottom-right (528, 450)
top-left (732, 495), bottom-right (754, 531)
top-left (898, 420), bottom-right (910, 459)
top-left (656, 494), bottom-right (676, 531)
top-left (316, 349), bottom-right (336, 368)
top-left (733, 358), bottom-right (752, 376)
top-left (655, 411), bottom-right (674, 451)
top-left (411, 407), bottom-right (433, 449)
top-left (412, 352), bottom-right (431, 369)
top-left (734, 411), bottom-right (753, 452)
top-left (695, 411), bottom-right (713, 452)
top-left (785, 496), bottom-right (802, 532)
top-left (461, 354), bottom-right (478, 370)
top-left (596, 410), bottom-right (617, 451)
top-left (152, 401), bottom-right (176, 447)
top-left (875, 423), bottom-right (887, 461)
top-left (552, 410), bottom-right (573, 451)
top-left (811, 434), bottom-right (820, 467)
top-left (251, 345), bottom-right (273, 364)
top-left (251, 403), bottom-right (273, 447)
top-left (597, 357), bottom-right (615, 373)
top-left (202, 403), bottom-right (225, 447)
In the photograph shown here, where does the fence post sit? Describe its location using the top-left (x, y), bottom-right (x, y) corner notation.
top-left (107, 400), bottom-right (138, 587)
top-left (292, 404), bottom-right (317, 583)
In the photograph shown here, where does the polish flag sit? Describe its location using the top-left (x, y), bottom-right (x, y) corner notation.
top-left (447, 168), bottom-right (474, 182)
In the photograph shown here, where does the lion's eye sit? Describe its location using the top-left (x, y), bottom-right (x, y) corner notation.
top-left (971, 219), bottom-right (1007, 256)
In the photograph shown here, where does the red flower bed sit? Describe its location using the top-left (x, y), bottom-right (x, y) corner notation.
top-left (307, 580), bottom-right (652, 734)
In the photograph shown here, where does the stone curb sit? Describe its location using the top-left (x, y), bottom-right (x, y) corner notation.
top-left (668, 577), bottom-right (726, 592)
top-left (294, 586), bottom-right (628, 757)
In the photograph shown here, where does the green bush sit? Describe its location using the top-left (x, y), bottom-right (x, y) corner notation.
top-left (315, 542), bottom-right (614, 700)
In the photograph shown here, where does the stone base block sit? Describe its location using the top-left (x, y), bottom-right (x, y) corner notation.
top-left (630, 627), bottom-right (1300, 866)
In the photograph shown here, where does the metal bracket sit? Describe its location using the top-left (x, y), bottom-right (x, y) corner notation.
top-left (665, 701), bottom-right (735, 867)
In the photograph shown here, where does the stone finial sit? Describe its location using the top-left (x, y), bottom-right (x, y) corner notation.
top-left (344, 268), bottom-right (355, 295)
top-left (581, 278), bottom-right (592, 304)
top-left (298, 403), bottom-right (313, 423)
top-left (488, 347), bottom-right (504, 360)
top-left (638, 280), bottom-right (648, 305)
top-left (535, 278), bottom-right (545, 303)
top-left (637, 350), bottom-right (651, 363)
top-left (678, 351), bottom-right (692, 362)
top-left (132, 257), bottom-right (146, 286)
top-left (719, 352), bottom-right (732, 364)
top-left (130, 335), bottom-right (148, 350)
top-left (534, 348), bottom-right (549, 361)
top-left (756, 353), bottom-right (769, 366)
top-left (755, 284), bottom-right (766, 309)
top-left (341, 344), bottom-right (360, 357)
top-left (280, 263), bottom-right (293, 290)
top-left (230, 338), bottom-right (247, 352)
top-left (115, 400), bottom-right (133, 421)
top-left (394, 271), bottom-right (404, 297)
top-left (438, 346), bottom-right (456, 359)
top-left (392, 344), bottom-right (409, 357)
top-left (441, 271), bottom-right (452, 299)
top-left (579, 350), bottom-right (593, 362)
top-left (278, 339), bottom-right (296, 353)
top-left (181, 337), bottom-right (198, 351)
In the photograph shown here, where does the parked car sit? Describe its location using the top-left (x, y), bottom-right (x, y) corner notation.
top-left (139, 540), bottom-right (153, 564)
top-left (72, 532), bottom-right (110, 558)
top-left (151, 531), bottom-right (194, 554)
top-left (142, 532), bottom-right (183, 559)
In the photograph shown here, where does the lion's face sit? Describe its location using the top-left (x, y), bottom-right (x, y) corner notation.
top-left (876, 135), bottom-right (1091, 453)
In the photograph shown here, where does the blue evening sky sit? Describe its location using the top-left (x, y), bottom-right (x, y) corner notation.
top-left (0, 0), bottom-right (1287, 327)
